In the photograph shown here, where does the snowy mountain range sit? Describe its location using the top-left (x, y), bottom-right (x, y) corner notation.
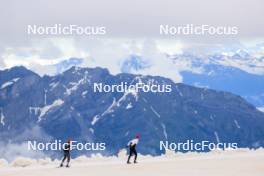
top-left (0, 66), bottom-right (264, 159)
top-left (24, 45), bottom-right (264, 109)
top-left (120, 49), bottom-right (264, 109)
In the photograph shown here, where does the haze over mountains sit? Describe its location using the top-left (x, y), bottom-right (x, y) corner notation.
top-left (121, 47), bottom-right (264, 108)
top-left (46, 46), bottom-right (264, 108)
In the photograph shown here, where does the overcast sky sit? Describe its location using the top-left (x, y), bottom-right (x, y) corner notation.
top-left (1, 0), bottom-right (264, 41)
top-left (0, 0), bottom-right (264, 78)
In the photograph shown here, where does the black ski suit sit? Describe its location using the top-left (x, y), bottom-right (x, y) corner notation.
top-left (127, 138), bottom-right (139, 163)
top-left (61, 143), bottom-right (70, 166)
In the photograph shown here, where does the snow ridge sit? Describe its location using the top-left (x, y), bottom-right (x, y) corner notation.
top-left (1, 77), bottom-right (20, 89)
top-left (91, 115), bottom-right (100, 126)
top-left (38, 99), bottom-right (64, 122)
top-left (91, 88), bottom-right (139, 125)
top-left (257, 107), bottom-right (264, 112)
top-left (29, 99), bottom-right (64, 122)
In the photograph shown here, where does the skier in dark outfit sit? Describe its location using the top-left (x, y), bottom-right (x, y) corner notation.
top-left (60, 139), bottom-right (71, 167)
top-left (127, 135), bottom-right (140, 164)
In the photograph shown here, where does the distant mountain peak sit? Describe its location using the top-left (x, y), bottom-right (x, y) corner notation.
top-left (55, 58), bottom-right (83, 74)
top-left (121, 54), bottom-right (150, 73)
top-left (0, 66), bottom-right (39, 85)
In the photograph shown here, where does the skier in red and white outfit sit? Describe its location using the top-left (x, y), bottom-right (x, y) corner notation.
top-left (127, 135), bottom-right (140, 164)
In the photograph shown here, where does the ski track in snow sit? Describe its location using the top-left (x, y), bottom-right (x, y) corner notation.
top-left (1, 149), bottom-right (264, 176)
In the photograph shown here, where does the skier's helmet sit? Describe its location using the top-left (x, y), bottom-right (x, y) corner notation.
top-left (136, 134), bottom-right (140, 139)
